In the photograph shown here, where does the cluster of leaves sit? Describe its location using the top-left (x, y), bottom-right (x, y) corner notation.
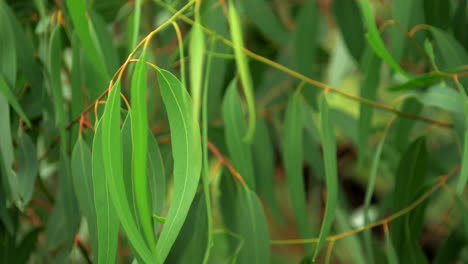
top-left (1, 0), bottom-right (468, 263)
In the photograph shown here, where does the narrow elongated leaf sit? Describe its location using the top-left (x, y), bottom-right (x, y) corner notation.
top-left (391, 137), bottom-right (428, 262)
top-left (0, 90), bottom-right (16, 207)
top-left (0, 0), bottom-right (16, 87)
top-left (455, 80), bottom-right (468, 194)
top-left (295, 0), bottom-right (320, 107)
top-left (71, 137), bottom-right (99, 261)
top-left (92, 122), bottom-right (119, 263)
top-left (189, 22), bottom-right (205, 125)
top-left (155, 69), bottom-right (202, 262)
top-left (238, 0), bottom-right (288, 44)
top-left (99, 81), bottom-right (155, 262)
top-left (388, 73), bottom-right (446, 92)
top-left (0, 75), bottom-right (31, 127)
top-left (283, 92), bottom-right (312, 251)
top-left (392, 98), bottom-right (422, 151)
top-left (358, 48), bottom-right (380, 165)
top-left (166, 193), bottom-right (208, 264)
top-left (129, 0), bottom-right (142, 50)
top-left (416, 84), bottom-right (464, 113)
top-left (235, 185), bottom-right (270, 264)
top-left (147, 132), bottom-right (165, 232)
top-left (16, 131), bottom-right (38, 209)
top-left (389, 0), bottom-right (421, 63)
top-left (313, 94), bottom-right (338, 260)
top-left (65, 0), bottom-right (108, 78)
top-left (253, 118), bottom-right (284, 225)
top-left (358, 0), bottom-right (409, 79)
top-left (424, 0), bottom-right (451, 29)
top-left (333, 0), bottom-right (366, 62)
top-left (228, 0), bottom-right (256, 141)
top-left (384, 226), bottom-right (399, 264)
top-left (131, 48), bottom-right (156, 249)
top-left (222, 81), bottom-right (256, 189)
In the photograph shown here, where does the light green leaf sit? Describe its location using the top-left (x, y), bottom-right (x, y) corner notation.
top-left (388, 73), bottom-right (446, 92)
top-left (313, 94), bottom-right (338, 260)
top-left (416, 84), bottom-right (464, 113)
top-left (155, 69), bottom-right (202, 262)
top-left (131, 48), bottom-right (156, 249)
top-left (189, 22), bottom-right (205, 126)
top-left (228, 0), bottom-right (256, 141)
top-left (92, 122), bottom-right (119, 263)
top-left (358, 0), bottom-right (409, 79)
top-left (99, 81), bottom-right (155, 262)
top-left (283, 92), bottom-right (312, 252)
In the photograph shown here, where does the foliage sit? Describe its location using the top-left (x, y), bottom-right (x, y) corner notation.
top-left (1, 0), bottom-right (468, 263)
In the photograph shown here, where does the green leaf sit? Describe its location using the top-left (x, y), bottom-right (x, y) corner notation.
top-left (147, 132), bottom-right (166, 233)
top-left (430, 27), bottom-right (468, 73)
top-left (166, 193), bottom-right (208, 264)
top-left (235, 185), bottom-right (270, 264)
top-left (0, 90), bottom-right (16, 207)
top-left (283, 92), bottom-right (312, 252)
top-left (189, 22), bottom-right (205, 126)
top-left (455, 80), bottom-right (468, 194)
top-left (238, 0), bottom-right (288, 44)
top-left (392, 98), bottom-right (422, 151)
top-left (228, 0), bottom-right (256, 141)
top-left (131, 48), bottom-right (156, 249)
top-left (222, 80), bottom-right (256, 189)
top-left (129, 0), bottom-right (142, 50)
top-left (252, 118), bottom-right (284, 225)
top-left (384, 226), bottom-right (399, 264)
top-left (358, 48), bottom-right (380, 165)
top-left (92, 122), bottom-right (119, 263)
top-left (358, 0), bottom-right (409, 79)
top-left (0, 0), bottom-right (16, 88)
top-left (388, 73), bottom-right (446, 92)
top-left (155, 69), bottom-right (202, 262)
top-left (65, 0), bottom-right (109, 78)
top-left (416, 84), bottom-right (464, 113)
top-left (424, 0), bottom-right (451, 29)
top-left (71, 136), bottom-right (99, 261)
top-left (0, 76), bottom-right (31, 127)
top-left (295, 0), bottom-right (320, 107)
top-left (333, 0), bottom-right (366, 62)
top-left (391, 137), bottom-right (428, 262)
top-left (99, 81), bottom-right (155, 263)
top-left (16, 131), bottom-right (38, 209)
top-left (313, 94), bottom-right (338, 260)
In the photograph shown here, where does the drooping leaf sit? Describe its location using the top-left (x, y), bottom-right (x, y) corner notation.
top-left (228, 0), bottom-right (256, 141)
top-left (99, 81), bottom-right (155, 262)
top-left (155, 69), bottom-right (202, 262)
top-left (415, 84), bottom-right (464, 113)
top-left (16, 131), bottom-right (38, 209)
top-left (238, 0), bottom-right (288, 44)
top-left (222, 80), bottom-right (256, 189)
top-left (71, 136), bottom-right (99, 261)
top-left (131, 48), bottom-right (156, 249)
top-left (166, 193), bottom-right (208, 264)
top-left (283, 92), bottom-right (312, 252)
top-left (313, 94), bottom-right (338, 260)
top-left (235, 185), bottom-right (270, 264)
top-left (333, 0), bottom-right (366, 62)
top-left (189, 22), bottom-right (205, 126)
top-left (455, 80), bottom-right (468, 194)
top-left (388, 72), bottom-right (446, 92)
top-left (252, 118), bottom-right (284, 225)
top-left (358, 0), bottom-right (409, 79)
top-left (358, 48), bottom-right (380, 165)
top-left (295, 0), bottom-right (321, 107)
top-left (65, 0), bottom-right (109, 78)
top-left (391, 137), bottom-right (429, 263)
top-left (0, 0), bottom-right (16, 87)
top-left (392, 98), bottom-right (422, 151)
top-left (384, 226), bottom-right (399, 264)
